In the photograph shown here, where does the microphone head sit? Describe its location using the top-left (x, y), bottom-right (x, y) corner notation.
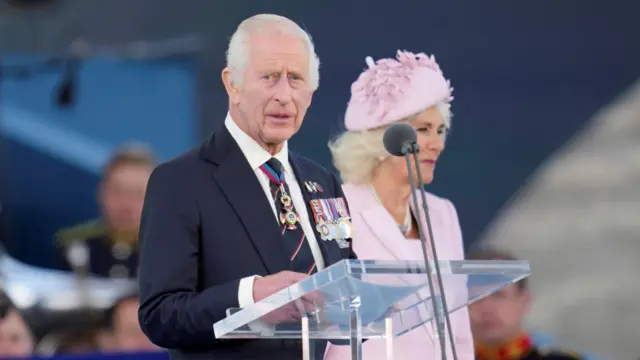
top-left (383, 123), bottom-right (418, 156)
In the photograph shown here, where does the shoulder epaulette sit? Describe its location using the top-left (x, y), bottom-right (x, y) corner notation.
top-left (54, 219), bottom-right (107, 247)
top-left (538, 346), bottom-right (583, 359)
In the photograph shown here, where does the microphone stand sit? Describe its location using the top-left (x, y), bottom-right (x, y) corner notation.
top-left (406, 142), bottom-right (459, 360)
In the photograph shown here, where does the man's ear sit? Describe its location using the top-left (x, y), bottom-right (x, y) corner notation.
top-left (221, 68), bottom-right (240, 105)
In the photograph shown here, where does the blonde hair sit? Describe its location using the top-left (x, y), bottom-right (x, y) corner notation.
top-left (329, 103), bottom-right (451, 185)
top-left (226, 14), bottom-right (321, 91)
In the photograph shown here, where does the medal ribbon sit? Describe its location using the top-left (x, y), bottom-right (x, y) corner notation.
top-left (325, 199), bottom-right (341, 221)
top-left (310, 200), bottom-right (328, 223)
top-left (259, 162), bottom-right (285, 185)
top-left (334, 198), bottom-right (350, 217)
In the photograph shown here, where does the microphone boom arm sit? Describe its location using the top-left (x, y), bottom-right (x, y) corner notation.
top-left (402, 149), bottom-right (448, 360)
top-left (409, 143), bottom-right (459, 360)
top-left (383, 122), bottom-right (460, 360)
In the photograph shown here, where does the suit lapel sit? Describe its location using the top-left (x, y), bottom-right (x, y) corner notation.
top-left (289, 153), bottom-right (342, 265)
top-left (361, 205), bottom-right (411, 261)
top-left (201, 127), bottom-right (289, 274)
top-left (360, 188), bottom-right (441, 261)
top-left (409, 190), bottom-right (445, 258)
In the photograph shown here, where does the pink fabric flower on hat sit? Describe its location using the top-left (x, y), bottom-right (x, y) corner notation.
top-left (344, 50), bottom-right (453, 131)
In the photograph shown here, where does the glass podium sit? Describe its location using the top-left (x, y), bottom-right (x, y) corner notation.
top-left (213, 259), bottom-right (530, 360)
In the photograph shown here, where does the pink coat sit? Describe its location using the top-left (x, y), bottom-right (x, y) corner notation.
top-left (324, 183), bottom-right (474, 360)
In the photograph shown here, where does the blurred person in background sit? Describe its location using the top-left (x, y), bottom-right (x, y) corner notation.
top-left (53, 328), bottom-right (100, 355)
top-left (324, 51), bottom-right (473, 359)
top-left (468, 247), bottom-right (583, 360)
top-left (54, 143), bottom-right (156, 279)
top-left (0, 292), bottom-right (35, 358)
top-left (99, 292), bottom-right (159, 353)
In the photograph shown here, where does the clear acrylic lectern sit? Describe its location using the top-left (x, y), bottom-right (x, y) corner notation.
top-left (213, 259), bottom-right (530, 360)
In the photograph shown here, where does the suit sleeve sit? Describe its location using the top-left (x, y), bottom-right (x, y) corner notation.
top-left (331, 172), bottom-right (358, 260)
top-left (446, 199), bottom-right (475, 359)
top-left (137, 163), bottom-right (241, 349)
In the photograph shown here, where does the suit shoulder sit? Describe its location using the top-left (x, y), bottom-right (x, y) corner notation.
top-left (55, 219), bottom-right (106, 246)
top-left (293, 153), bottom-right (333, 175)
top-left (423, 190), bottom-right (455, 210)
top-left (340, 183), bottom-right (374, 213)
top-left (156, 147), bottom-right (201, 171)
top-left (291, 153), bottom-right (339, 191)
top-left (535, 346), bottom-right (584, 359)
top-left (149, 147), bottom-right (204, 183)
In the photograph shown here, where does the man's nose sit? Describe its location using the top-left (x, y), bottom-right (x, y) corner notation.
top-left (273, 76), bottom-right (293, 103)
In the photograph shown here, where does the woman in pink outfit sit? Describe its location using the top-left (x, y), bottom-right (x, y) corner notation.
top-left (324, 51), bottom-right (474, 359)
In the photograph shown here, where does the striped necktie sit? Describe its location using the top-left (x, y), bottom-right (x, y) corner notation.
top-left (260, 158), bottom-right (316, 274)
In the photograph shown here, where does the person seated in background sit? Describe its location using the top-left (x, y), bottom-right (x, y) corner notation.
top-left (54, 143), bottom-right (156, 279)
top-left (0, 292), bottom-right (35, 358)
top-left (98, 292), bottom-right (159, 353)
top-left (468, 247), bottom-right (584, 360)
top-left (325, 50), bottom-right (472, 359)
top-left (54, 328), bottom-right (100, 355)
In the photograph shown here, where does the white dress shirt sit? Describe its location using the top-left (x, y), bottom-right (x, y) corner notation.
top-left (224, 114), bottom-right (326, 309)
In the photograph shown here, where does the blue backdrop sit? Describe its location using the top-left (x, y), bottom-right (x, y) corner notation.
top-left (1, 57), bottom-right (197, 266)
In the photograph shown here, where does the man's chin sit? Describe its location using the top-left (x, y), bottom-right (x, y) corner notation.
top-left (478, 331), bottom-right (509, 345)
top-left (265, 129), bottom-right (297, 143)
top-left (111, 224), bottom-right (139, 236)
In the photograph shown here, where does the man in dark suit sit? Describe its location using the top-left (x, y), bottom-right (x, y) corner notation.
top-left (138, 13), bottom-right (357, 360)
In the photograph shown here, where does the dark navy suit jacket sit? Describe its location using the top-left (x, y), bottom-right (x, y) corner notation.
top-left (138, 126), bottom-right (357, 359)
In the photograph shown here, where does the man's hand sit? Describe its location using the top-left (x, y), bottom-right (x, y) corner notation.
top-left (253, 271), bottom-right (320, 324)
top-left (253, 271), bottom-right (308, 302)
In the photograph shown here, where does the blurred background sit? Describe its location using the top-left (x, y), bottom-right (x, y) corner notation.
top-left (1, 0), bottom-right (639, 359)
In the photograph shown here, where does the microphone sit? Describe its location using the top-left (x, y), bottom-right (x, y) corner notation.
top-left (383, 123), bottom-right (458, 360)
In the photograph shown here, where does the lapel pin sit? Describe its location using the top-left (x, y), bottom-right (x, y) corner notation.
top-left (312, 182), bottom-right (323, 193)
top-left (304, 181), bottom-right (315, 194)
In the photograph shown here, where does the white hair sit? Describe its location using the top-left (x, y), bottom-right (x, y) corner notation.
top-left (329, 103), bottom-right (452, 185)
top-left (225, 14), bottom-right (321, 91)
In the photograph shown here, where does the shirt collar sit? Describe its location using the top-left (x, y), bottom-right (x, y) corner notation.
top-left (224, 113), bottom-right (290, 173)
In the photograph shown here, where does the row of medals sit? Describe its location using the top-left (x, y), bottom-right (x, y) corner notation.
top-left (278, 185), bottom-right (351, 241)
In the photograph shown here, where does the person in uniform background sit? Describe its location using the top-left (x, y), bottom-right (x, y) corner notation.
top-left (97, 292), bottom-right (159, 353)
top-left (468, 247), bottom-right (584, 360)
top-left (54, 143), bottom-right (156, 279)
top-left (0, 292), bottom-right (35, 358)
top-left (54, 328), bottom-right (100, 355)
